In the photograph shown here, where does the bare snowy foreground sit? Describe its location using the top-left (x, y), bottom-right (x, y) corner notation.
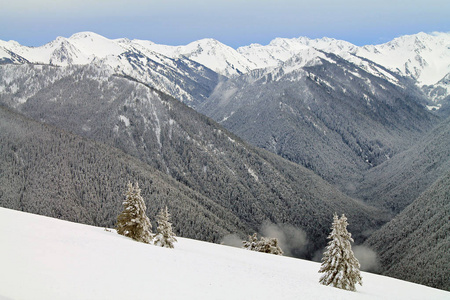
top-left (1, 208), bottom-right (449, 300)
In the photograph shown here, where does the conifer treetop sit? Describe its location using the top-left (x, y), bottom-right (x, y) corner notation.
top-left (116, 182), bottom-right (153, 244)
top-left (154, 206), bottom-right (177, 248)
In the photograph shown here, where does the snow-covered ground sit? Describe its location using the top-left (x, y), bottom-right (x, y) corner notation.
top-left (1, 207), bottom-right (449, 300)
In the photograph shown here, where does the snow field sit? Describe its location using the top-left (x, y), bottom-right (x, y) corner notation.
top-left (0, 207), bottom-right (449, 300)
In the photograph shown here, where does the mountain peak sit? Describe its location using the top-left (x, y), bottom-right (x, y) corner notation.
top-left (184, 38), bottom-right (231, 53)
top-left (193, 38), bottom-right (223, 45)
top-left (68, 31), bottom-right (108, 41)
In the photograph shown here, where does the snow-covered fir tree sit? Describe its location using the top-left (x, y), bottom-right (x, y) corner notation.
top-left (319, 214), bottom-right (362, 291)
top-left (116, 182), bottom-right (153, 244)
top-left (243, 233), bottom-right (283, 255)
top-left (154, 206), bottom-right (177, 248)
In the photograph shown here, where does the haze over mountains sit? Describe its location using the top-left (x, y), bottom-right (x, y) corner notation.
top-left (1, 31), bottom-right (449, 291)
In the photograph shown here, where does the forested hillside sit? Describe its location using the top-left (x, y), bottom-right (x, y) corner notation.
top-left (365, 171), bottom-right (450, 291)
top-left (353, 116), bottom-right (450, 213)
top-left (0, 105), bottom-right (248, 241)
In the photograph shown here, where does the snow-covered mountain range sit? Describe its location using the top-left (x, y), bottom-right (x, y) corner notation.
top-left (0, 32), bottom-right (222, 106)
top-left (2, 207), bottom-right (449, 300)
top-left (1, 31), bottom-right (449, 102)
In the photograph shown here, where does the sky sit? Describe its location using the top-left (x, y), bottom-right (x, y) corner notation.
top-left (1, 0), bottom-right (449, 48)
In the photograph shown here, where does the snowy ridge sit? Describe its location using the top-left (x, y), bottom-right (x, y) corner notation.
top-left (137, 38), bottom-right (259, 77)
top-left (239, 48), bottom-right (334, 84)
top-left (237, 36), bottom-right (357, 69)
top-left (1, 31), bottom-right (449, 82)
top-left (0, 32), bottom-right (223, 106)
top-left (0, 32), bottom-right (127, 66)
top-left (356, 32), bottom-right (450, 86)
top-left (1, 207), bottom-right (449, 300)
top-left (1, 31), bottom-right (449, 102)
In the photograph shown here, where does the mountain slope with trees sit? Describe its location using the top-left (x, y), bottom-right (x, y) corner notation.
top-left (353, 115), bottom-right (450, 213)
top-left (365, 171), bottom-right (450, 291)
top-left (199, 51), bottom-right (438, 188)
top-left (0, 105), bottom-right (249, 242)
top-left (0, 65), bottom-right (388, 258)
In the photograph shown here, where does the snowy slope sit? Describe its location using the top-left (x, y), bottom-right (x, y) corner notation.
top-left (1, 207), bottom-right (449, 300)
top-left (356, 32), bottom-right (450, 86)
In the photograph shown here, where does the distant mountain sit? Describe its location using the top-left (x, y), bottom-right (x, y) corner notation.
top-left (2, 31), bottom-right (449, 108)
top-left (139, 38), bottom-right (259, 77)
top-left (365, 170), bottom-right (450, 291)
top-left (237, 32), bottom-right (450, 110)
top-left (237, 36), bottom-right (357, 68)
top-left (0, 32), bottom-right (125, 65)
top-left (1, 31), bottom-right (448, 208)
top-left (355, 32), bottom-right (450, 86)
top-left (0, 63), bottom-right (388, 258)
top-left (199, 50), bottom-right (438, 187)
top-left (0, 32), bottom-right (222, 107)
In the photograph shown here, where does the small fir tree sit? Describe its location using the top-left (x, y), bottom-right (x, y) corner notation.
top-left (243, 233), bottom-right (283, 255)
top-left (154, 206), bottom-right (177, 248)
top-left (116, 182), bottom-right (153, 244)
top-left (319, 214), bottom-right (362, 291)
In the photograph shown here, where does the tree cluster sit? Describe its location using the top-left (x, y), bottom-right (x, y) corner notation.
top-left (243, 233), bottom-right (283, 256)
top-left (116, 182), bottom-right (177, 248)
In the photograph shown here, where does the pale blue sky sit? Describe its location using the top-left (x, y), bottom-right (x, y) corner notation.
top-left (1, 0), bottom-right (449, 48)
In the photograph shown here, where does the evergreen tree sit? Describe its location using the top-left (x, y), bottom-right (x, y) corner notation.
top-left (154, 206), bottom-right (177, 248)
top-left (243, 233), bottom-right (283, 255)
top-left (116, 182), bottom-right (153, 244)
top-left (319, 214), bottom-right (362, 291)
